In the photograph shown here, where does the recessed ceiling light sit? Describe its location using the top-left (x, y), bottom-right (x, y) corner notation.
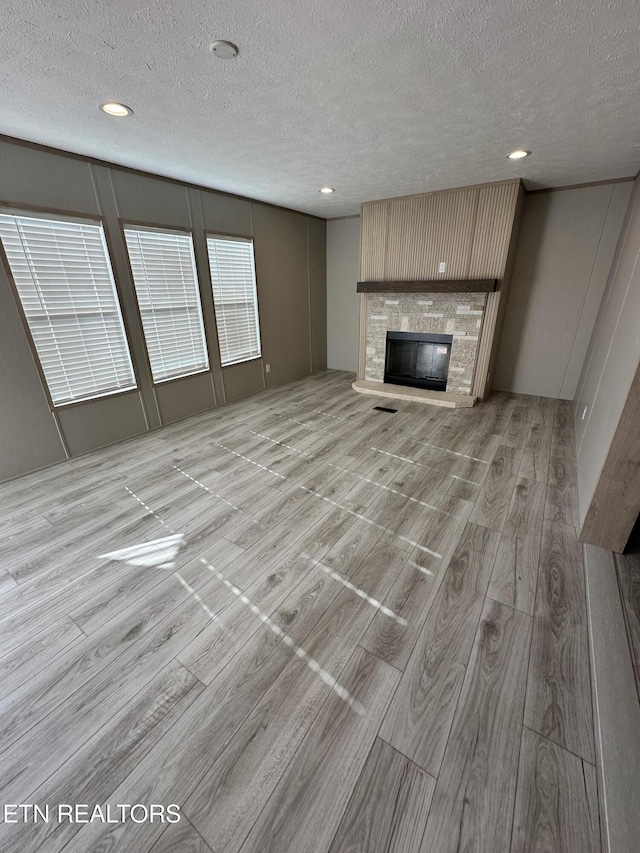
top-left (319, 186), bottom-right (335, 194)
top-left (99, 102), bottom-right (133, 117)
top-left (210, 40), bottom-right (239, 59)
top-left (507, 149), bottom-right (530, 160)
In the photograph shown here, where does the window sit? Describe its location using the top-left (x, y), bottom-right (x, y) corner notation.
top-left (207, 235), bottom-right (261, 366)
top-left (124, 227), bottom-right (209, 383)
top-left (0, 212), bottom-right (136, 406)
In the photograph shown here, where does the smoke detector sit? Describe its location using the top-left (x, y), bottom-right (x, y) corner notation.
top-left (210, 41), bottom-right (239, 59)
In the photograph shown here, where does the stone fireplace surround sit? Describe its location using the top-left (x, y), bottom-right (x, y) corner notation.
top-left (364, 291), bottom-right (487, 395)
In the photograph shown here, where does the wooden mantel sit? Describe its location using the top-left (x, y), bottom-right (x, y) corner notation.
top-left (357, 279), bottom-right (497, 294)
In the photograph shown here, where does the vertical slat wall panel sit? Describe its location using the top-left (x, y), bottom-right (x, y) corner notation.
top-left (431, 189), bottom-right (478, 279)
top-left (472, 183), bottom-right (525, 397)
top-left (359, 202), bottom-right (388, 281)
top-left (359, 181), bottom-right (519, 285)
top-left (469, 181), bottom-right (520, 277)
top-left (471, 291), bottom-right (498, 397)
top-left (358, 202), bottom-right (387, 374)
top-left (357, 293), bottom-right (367, 380)
top-left (383, 189), bottom-right (478, 280)
top-left (384, 196), bottom-right (422, 279)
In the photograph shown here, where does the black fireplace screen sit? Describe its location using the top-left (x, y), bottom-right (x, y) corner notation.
top-left (384, 331), bottom-right (453, 391)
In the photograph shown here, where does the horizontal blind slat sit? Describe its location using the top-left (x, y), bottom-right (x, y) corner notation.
top-left (207, 236), bottom-right (261, 367)
top-left (124, 227), bottom-right (209, 383)
top-left (0, 212), bottom-right (137, 405)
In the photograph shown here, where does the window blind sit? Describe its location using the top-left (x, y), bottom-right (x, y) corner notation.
top-left (207, 236), bottom-right (261, 367)
top-left (124, 227), bottom-right (209, 383)
top-left (0, 212), bottom-right (136, 406)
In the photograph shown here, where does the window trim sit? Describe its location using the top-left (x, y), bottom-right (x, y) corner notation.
top-left (219, 353), bottom-right (263, 368)
top-left (149, 365), bottom-right (212, 387)
top-left (121, 220), bottom-right (213, 387)
top-left (0, 201), bottom-right (105, 224)
top-left (0, 207), bottom-right (140, 410)
top-left (205, 231), bottom-right (262, 369)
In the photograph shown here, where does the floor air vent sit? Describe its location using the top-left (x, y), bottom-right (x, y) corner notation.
top-left (373, 405), bottom-right (397, 413)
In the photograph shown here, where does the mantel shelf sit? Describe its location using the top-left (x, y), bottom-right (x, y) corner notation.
top-left (357, 279), bottom-right (497, 294)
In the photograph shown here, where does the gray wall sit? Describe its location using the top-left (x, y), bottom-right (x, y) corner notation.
top-left (0, 137), bottom-right (326, 482)
top-left (574, 176), bottom-right (640, 527)
top-left (494, 182), bottom-right (632, 398)
top-left (326, 217), bottom-right (360, 372)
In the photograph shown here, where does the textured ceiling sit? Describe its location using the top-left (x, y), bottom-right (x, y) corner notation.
top-left (1, 0), bottom-right (639, 217)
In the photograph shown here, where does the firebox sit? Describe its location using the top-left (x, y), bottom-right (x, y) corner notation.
top-left (384, 331), bottom-right (453, 391)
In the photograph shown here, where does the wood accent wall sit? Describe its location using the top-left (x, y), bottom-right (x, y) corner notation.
top-left (479, 182), bottom-right (526, 398)
top-left (360, 202), bottom-right (388, 282)
top-left (469, 182), bottom-right (521, 277)
top-left (358, 179), bottom-right (524, 398)
top-left (384, 190), bottom-right (476, 280)
top-left (359, 180), bottom-right (520, 281)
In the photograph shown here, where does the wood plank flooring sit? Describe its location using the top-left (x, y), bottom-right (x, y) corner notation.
top-left (0, 370), bottom-right (600, 852)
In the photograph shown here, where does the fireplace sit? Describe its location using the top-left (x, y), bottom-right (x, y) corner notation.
top-left (384, 331), bottom-right (453, 391)
top-left (363, 293), bottom-right (485, 395)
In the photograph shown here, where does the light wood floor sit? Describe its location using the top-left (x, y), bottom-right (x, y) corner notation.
top-left (0, 370), bottom-right (600, 853)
